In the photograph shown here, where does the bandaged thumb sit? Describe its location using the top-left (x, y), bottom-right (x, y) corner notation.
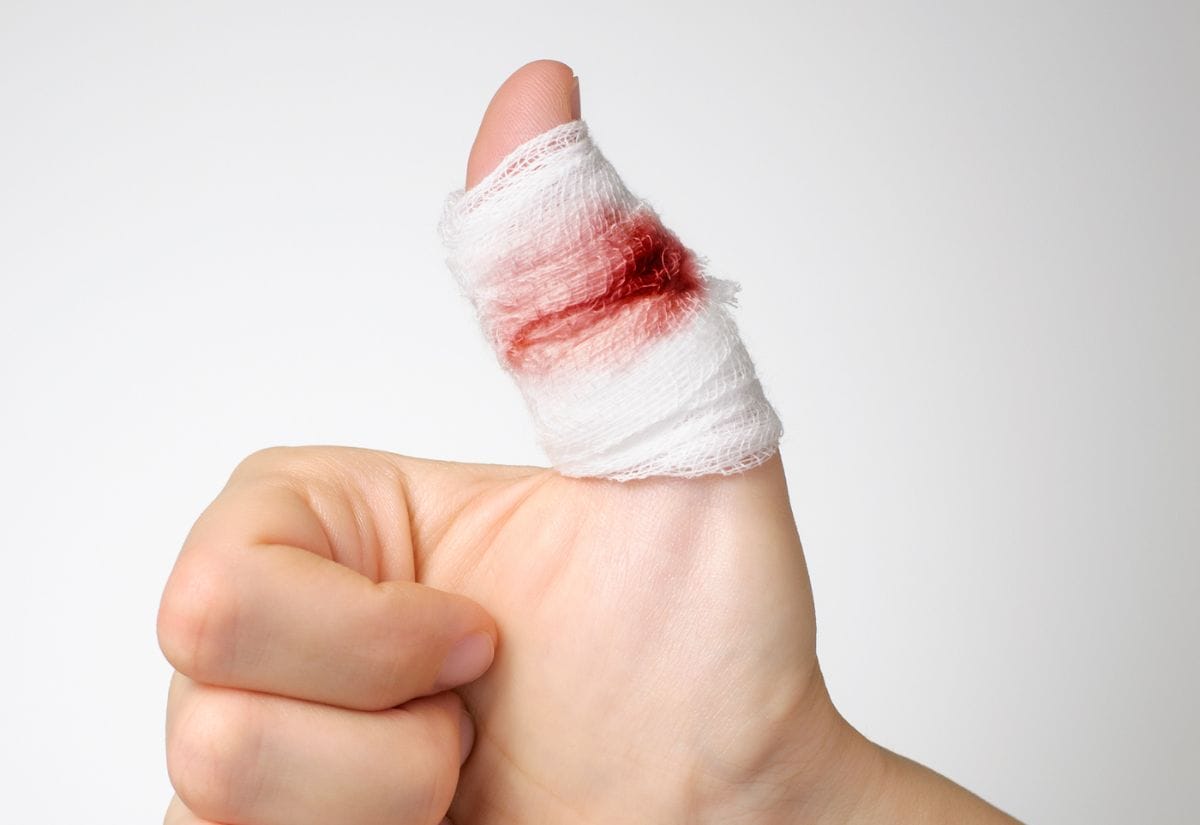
top-left (438, 120), bottom-right (781, 482)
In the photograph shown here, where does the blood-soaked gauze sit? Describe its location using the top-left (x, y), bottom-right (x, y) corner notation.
top-left (438, 120), bottom-right (782, 481)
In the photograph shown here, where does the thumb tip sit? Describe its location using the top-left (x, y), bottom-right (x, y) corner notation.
top-left (466, 59), bottom-right (581, 190)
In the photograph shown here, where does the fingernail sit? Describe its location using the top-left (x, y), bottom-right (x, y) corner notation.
top-left (459, 709), bottom-right (476, 765)
top-left (570, 75), bottom-right (581, 119)
top-left (434, 632), bottom-right (494, 691)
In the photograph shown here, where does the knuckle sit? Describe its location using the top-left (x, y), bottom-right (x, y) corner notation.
top-left (230, 445), bottom-right (322, 485)
top-left (157, 556), bottom-right (240, 682)
top-left (166, 688), bottom-right (263, 822)
top-left (231, 445), bottom-right (293, 478)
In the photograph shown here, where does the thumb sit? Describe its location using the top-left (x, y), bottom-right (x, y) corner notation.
top-left (443, 60), bottom-right (786, 488)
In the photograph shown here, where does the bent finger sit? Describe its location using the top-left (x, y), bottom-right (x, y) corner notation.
top-left (159, 537), bottom-right (495, 709)
top-left (157, 448), bottom-right (501, 709)
top-left (167, 674), bottom-right (469, 825)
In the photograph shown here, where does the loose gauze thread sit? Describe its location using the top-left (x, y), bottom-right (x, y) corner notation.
top-left (438, 119), bottom-right (782, 481)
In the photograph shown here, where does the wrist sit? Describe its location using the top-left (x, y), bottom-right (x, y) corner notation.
top-left (802, 714), bottom-right (1023, 824)
top-left (683, 665), bottom-right (883, 824)
top-left (688, 665), bottom-right (1020, 825)
top-left (846, 745), bottom-right (1023, 824)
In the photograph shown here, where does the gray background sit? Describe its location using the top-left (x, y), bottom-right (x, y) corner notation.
top-left (1, 1), bottom-right (1196, 822)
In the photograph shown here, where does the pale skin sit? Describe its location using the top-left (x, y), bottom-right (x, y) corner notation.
top-left (159, 60), bottom-right (1023, 825)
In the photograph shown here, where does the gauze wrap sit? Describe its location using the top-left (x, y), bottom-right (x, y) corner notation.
top-left (438, 120), bottom-right (782, 481)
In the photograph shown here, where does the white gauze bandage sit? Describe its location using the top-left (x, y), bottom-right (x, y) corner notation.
top-left (438, 119), bottom-right (782, 481)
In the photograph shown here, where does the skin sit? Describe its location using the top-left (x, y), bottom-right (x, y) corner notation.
top-left (158, 60), bottom-right (1023, 825)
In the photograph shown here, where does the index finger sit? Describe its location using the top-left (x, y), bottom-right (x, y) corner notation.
top-left (156, 446), bottom-right (513, 709)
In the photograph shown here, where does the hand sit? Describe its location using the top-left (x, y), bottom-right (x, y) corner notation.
top-left (159, 444), bottom-right (822, 825)
top-left (158, 445), bottom-right (499, 825)
top-left (158, 60), bottom-right (1020, 825)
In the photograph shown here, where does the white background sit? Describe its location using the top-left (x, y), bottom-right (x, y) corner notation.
top-left (1, 1), bottom-right (1197, 822)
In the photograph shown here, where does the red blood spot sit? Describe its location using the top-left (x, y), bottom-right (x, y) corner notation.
top-left (505, 211), bottom-right (705, 370)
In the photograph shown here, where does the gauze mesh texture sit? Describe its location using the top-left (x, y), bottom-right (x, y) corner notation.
top-left (438, 119), bottom-right (782, 481)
